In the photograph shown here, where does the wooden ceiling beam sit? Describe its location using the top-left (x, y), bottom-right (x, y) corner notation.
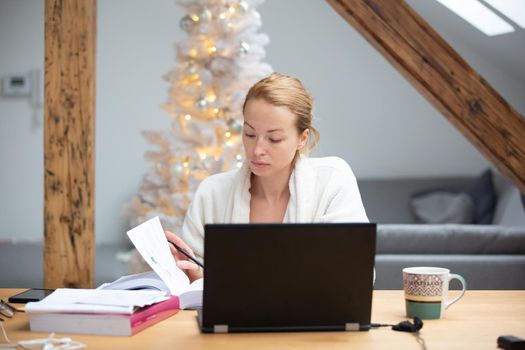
top-left (326, 0), bottom-right (525, 193)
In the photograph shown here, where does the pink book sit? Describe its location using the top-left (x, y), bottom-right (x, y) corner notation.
top-left (28, 296), bottom-right (180, 336)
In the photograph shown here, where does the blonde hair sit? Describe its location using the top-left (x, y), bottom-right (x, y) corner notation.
top-left (242, 72), bottom-right (320, 155)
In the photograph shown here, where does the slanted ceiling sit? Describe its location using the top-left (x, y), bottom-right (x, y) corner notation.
top-left (326, 0), bottom-right (525, 194)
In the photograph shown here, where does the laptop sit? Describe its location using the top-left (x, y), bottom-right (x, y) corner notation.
top-left (198, 223), bottom-right (376, 333)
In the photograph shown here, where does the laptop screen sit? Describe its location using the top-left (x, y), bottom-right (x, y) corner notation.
top-left (201, 223), bottom-right (376, 332)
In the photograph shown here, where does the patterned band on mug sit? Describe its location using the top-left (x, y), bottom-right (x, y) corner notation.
top-left (404, 273), bottom-right (444, 319)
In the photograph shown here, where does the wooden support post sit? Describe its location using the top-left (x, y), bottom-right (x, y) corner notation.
top-left (44, 0), bottom-right (96, 288)
top-left (326, 0), bottom-right (525, 193)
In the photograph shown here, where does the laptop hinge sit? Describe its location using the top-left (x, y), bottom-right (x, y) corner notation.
top-left (213, 325), bottom-right (229, 333)
top-left (345, 323), bottom-right (360, 331)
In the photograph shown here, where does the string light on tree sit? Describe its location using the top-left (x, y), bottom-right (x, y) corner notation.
top-left (123, 0), bottom-right (272, 244)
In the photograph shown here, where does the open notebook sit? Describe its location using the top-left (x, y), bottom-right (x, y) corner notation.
top-left (99, 270), bottom-right (202, 309)
top-left (100, 216), bottom-right (203, 309)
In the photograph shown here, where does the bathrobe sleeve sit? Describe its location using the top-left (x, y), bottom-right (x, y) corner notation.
top-left (317, 158), bottom-right (369, 223)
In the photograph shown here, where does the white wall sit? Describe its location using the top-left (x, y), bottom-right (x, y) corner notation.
top-left (259, 1), bottom-right (525, 179)
top-left (0, 0), bottom-right (44, 243)
top-left (96, 0), bottom-right (180, 245)
top-left (1, 0), bottom-right (524, 243)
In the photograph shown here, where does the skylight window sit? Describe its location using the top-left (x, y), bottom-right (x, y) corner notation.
top-left (436, 0), bottom-right (515, 36)
top-left (483, 0), bottom-right (525, 29)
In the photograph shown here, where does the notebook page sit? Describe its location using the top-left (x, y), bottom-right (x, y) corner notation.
top-left (127, 216), bottom-right (190, 295)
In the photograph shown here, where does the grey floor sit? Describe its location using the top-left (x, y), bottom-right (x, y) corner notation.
top-left (0, 242), bottom-right (130, 288)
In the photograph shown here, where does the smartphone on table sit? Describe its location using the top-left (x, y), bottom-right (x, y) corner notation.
top-left (8, 288), bottom-right (55, 303)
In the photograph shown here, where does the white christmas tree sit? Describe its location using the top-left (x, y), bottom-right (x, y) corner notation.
top-left (123, 0), bottom-right (272, 236)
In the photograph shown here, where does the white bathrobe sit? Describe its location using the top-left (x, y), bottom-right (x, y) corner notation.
top-left (181, 156), bottom-right (369, 260)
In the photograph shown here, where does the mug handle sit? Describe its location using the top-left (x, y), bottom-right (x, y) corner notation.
top-left (445, 273), bottom-right (467, 309)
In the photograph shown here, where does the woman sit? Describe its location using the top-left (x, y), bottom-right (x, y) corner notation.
top-left (166, 73), bottom-right (368, 282)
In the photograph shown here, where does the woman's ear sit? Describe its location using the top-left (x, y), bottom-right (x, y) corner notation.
top-left (298, 129), bottom-right (310, 150)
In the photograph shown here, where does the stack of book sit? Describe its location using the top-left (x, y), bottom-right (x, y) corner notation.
top-left (26, 289), bottom-right (180, 336)
top-left (26, 217), bottom-right (203, 336)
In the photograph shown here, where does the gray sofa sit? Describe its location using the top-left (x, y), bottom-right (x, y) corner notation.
top-left (374, 224), bottom-right (525, 289)
top-left (359, 171), bottom-right (525, 290)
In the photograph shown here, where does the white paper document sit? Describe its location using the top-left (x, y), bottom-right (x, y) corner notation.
top-left (25, 289), bottom-right (168, 314)
top-left (126, 216), bottom-right (190, 295)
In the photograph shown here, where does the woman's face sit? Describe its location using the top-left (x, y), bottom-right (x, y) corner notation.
top-left (242, 98), bottom-right (308, 178)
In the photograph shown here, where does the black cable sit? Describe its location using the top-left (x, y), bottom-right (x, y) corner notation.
top-left (370, 322), bottom-right (395, 328)
top-left (365, 317), bottom-right (423, 332)
top-left (414, 332), bottom-right (428, 350)
top-left (365, 317), bottom-right (427, 350)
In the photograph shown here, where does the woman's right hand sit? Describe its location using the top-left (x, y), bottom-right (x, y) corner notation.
top-left (165, 230), bottom-right (203, 283)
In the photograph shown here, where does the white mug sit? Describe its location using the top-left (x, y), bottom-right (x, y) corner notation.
top-left (403, 267), bottom-right (467, 319)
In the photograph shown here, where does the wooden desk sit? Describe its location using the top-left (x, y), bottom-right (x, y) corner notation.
top-left (1, 289), bottom-right (524, 349)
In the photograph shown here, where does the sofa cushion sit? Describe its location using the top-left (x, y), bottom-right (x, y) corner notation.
top-left (408, 169), bottom-right (496, 225)
top-left (375, 254), bottom-right (525, 290)
top-left (466, 169), bottom-right (497, 224)
top-left (376, 224), bottom-right (525, 254)
top-left (491, 172), bottom-right (525, 226)
top-left (410, 191), bottom-right (473, 224)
